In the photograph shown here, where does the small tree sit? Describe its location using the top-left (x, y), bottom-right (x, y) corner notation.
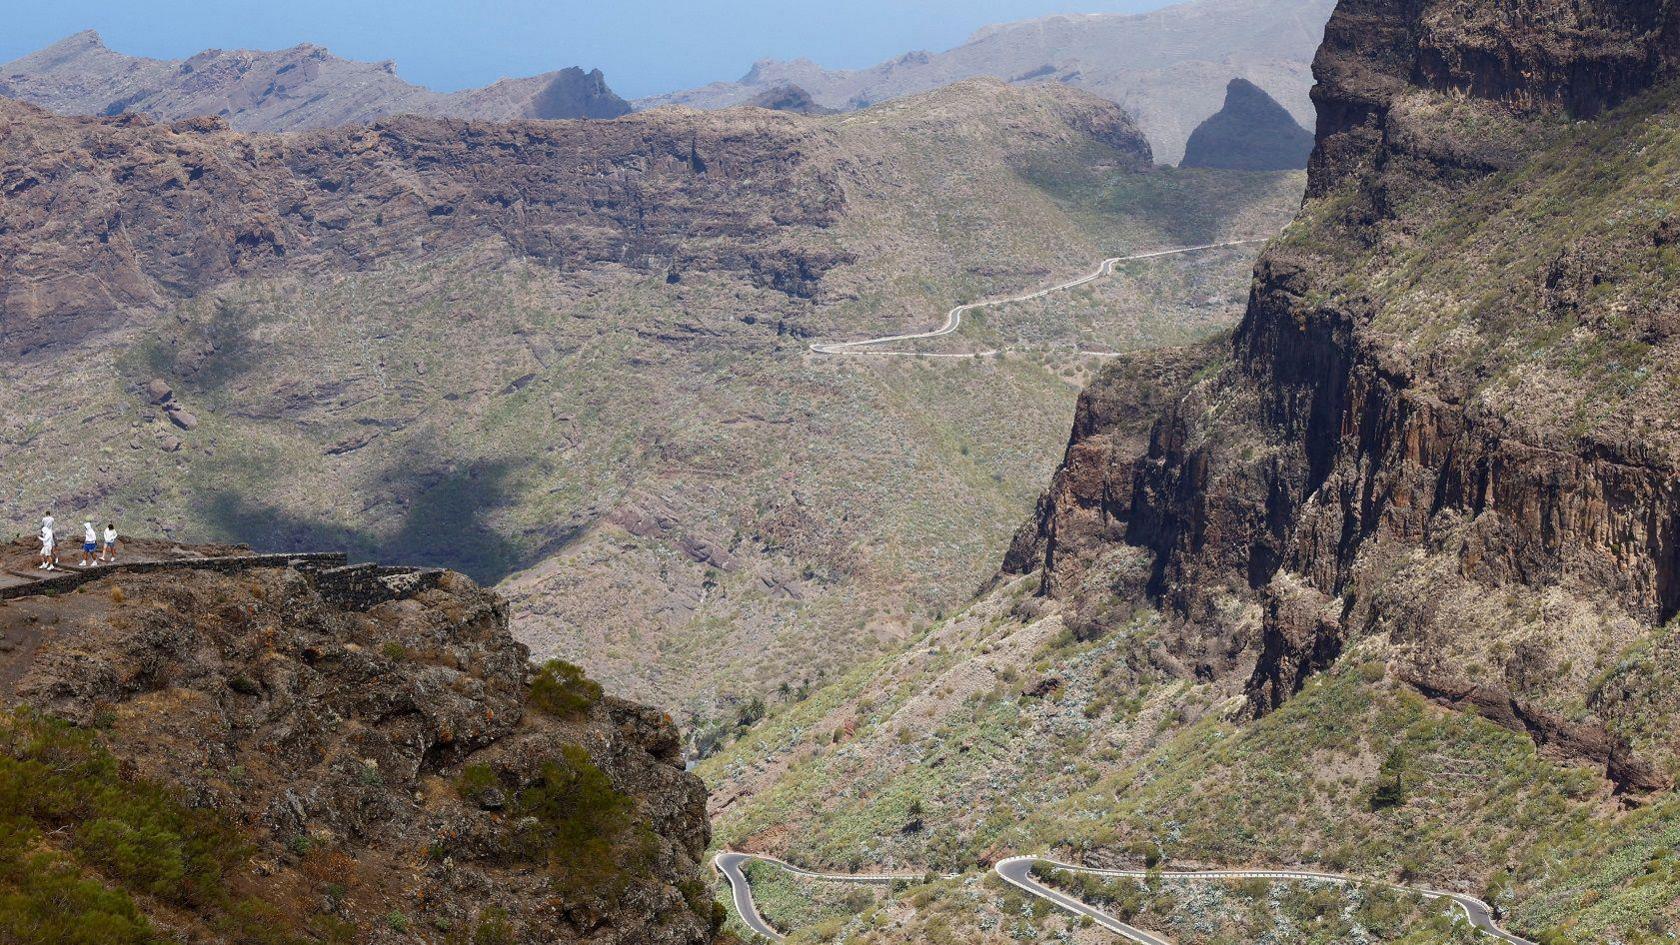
top-left (737, 697), bottom-right (766, 729)
top-left (1370, 747), bottom-right (1407, 811)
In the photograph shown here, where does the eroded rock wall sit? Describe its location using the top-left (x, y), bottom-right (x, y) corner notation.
top-left (1010, 0), bottom-right (1680, 791)
top-left (0, 97), bottom-right (848, 355)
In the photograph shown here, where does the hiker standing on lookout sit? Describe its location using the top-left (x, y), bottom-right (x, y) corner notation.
top-left (79, 521), bottom-right (98, 568)
top-left (37, 515), bottom-right (58, 571)
top-left (101, 523), bottom-right (119, 564)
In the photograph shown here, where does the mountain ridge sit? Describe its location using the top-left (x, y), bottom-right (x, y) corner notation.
top-left (0, 92), bottom-right (841, 358)
top-left (0, 29), bottom-right (631, 131)
top-left (633, 0), bottom-right (1337, 163)
top-left (1009, 0), bottom-right (1680, 791)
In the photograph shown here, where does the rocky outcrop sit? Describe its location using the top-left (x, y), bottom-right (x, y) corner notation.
top-left (0, 97), bottom-right (848, 355)
top-left (1308, 0), bottom-right (1680, 195)
top-left (1404, 674), bottom-right (1670, 793)
top-left (0, 30), bottom-right (631, 130)
top-left (0, 554), bottom-right (715, 944)
top-left (745, 84), bottom-right (836, 115)
top-left (1010, 0), bottom-right (1680, 792)
top-left (1180, 77), bottom-right (1314, 170)
top-left (452, 67), bottom-right (634, 121)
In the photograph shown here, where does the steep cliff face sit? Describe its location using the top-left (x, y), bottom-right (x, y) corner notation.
top-left (0, 97), bottom-right (846, 355)
top-left (552, 69), bottom-right (630, 118)
top-left (0, 551), bottom-right (716, 944)
top-left (1010, 0), bottom-right (1680, 791)
top-left (1309, 0), bottom-right (1680, 194)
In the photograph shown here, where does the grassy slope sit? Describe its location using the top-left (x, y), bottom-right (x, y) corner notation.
top-left (0, 710), bottom-right (298, 945)
top-left (705, 582), bottom-right (1679, 943)
top-left (1033, 865), bottom-right (1476, 945)
top-left (738, 860), bottom-right (891, 938)
top-left (0, 631), bottom-right (691, 945)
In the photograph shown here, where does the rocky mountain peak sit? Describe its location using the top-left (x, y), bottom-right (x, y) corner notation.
top-left (636, 0), bottom-right (1335, 164)
top-left (0, 32), bottom-right (632, 131)
top-left (742, 57), bottom-right (820, 83)
top-left (1179, 76), bottom-right (1314, 169)
top-left (745, 83), bottom-right (836, 115)
top-left (525, 65), bottom-right (632, 119)
top-left (44, 28), bottom-right (107, 52)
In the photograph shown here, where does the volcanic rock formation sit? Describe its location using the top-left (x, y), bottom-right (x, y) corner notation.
top-left (1180, 77), bottom-right (1314, 170)
top-left (0, 550), bottom-right (716, 943)
top-left (0, 95), bottom-right (846, 355)
top-left (1007, 0), bottom-right (1680, 793)
top-left (744, 84), bottom-right (836, 115)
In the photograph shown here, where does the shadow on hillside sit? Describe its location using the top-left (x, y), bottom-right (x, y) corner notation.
top-left (1020, 158), bottom-right (1302, 247)
top-left (199, 459), bottom-right (529, 585)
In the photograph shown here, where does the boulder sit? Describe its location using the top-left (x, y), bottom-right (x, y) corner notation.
top-left (165, 405), bottom-right (199, 430)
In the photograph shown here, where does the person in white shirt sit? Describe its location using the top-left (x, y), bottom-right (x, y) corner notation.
top-left (38, 515), bottom-right (58, 571)
top-left (80, 522), bottom-right (98, 568)
top-left (101, 523), bottom-right (119, 563)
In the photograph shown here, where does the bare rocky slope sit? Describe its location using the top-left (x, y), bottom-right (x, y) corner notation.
top-left (0, 78), bottom-right (1305, 729)
top-left (634, 0), bottom-right (1337, 163)
top-left (0, 30), bottom-right (630, 132)
top-left (0, 93), bottom-right (842, 358)
top-left (0, 549), bottom-right (716, 944)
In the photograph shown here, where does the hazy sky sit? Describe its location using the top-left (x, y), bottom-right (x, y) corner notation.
top-left (2, 0), bottom-right (1172, 99)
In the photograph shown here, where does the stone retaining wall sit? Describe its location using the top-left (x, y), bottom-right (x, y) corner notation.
top-left (0, 553), bottom-right (448, 610)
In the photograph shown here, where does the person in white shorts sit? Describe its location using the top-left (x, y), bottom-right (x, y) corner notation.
top-left (38, 515), bottom-right (58, 571)
top-left (101, 523), bottom-right (119, 563)
top-left (80, 521), bottom-right (98, 568)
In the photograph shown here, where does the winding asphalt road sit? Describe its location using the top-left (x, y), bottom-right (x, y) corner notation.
top-left (998, 858), bottom-right (1537, 945)
top-left (807, 239), bottom-right (1266, 358)
top-left (714, 852), bottom-right (931, 941)
top-left (995, 856), bottom-right (1172, 945)
top-left (731, 243), bottom-right (1544, 945)
top-left (717, 851), bottom-right (1536, 944)
top-left (715, 852), bottom-right (785, 940)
